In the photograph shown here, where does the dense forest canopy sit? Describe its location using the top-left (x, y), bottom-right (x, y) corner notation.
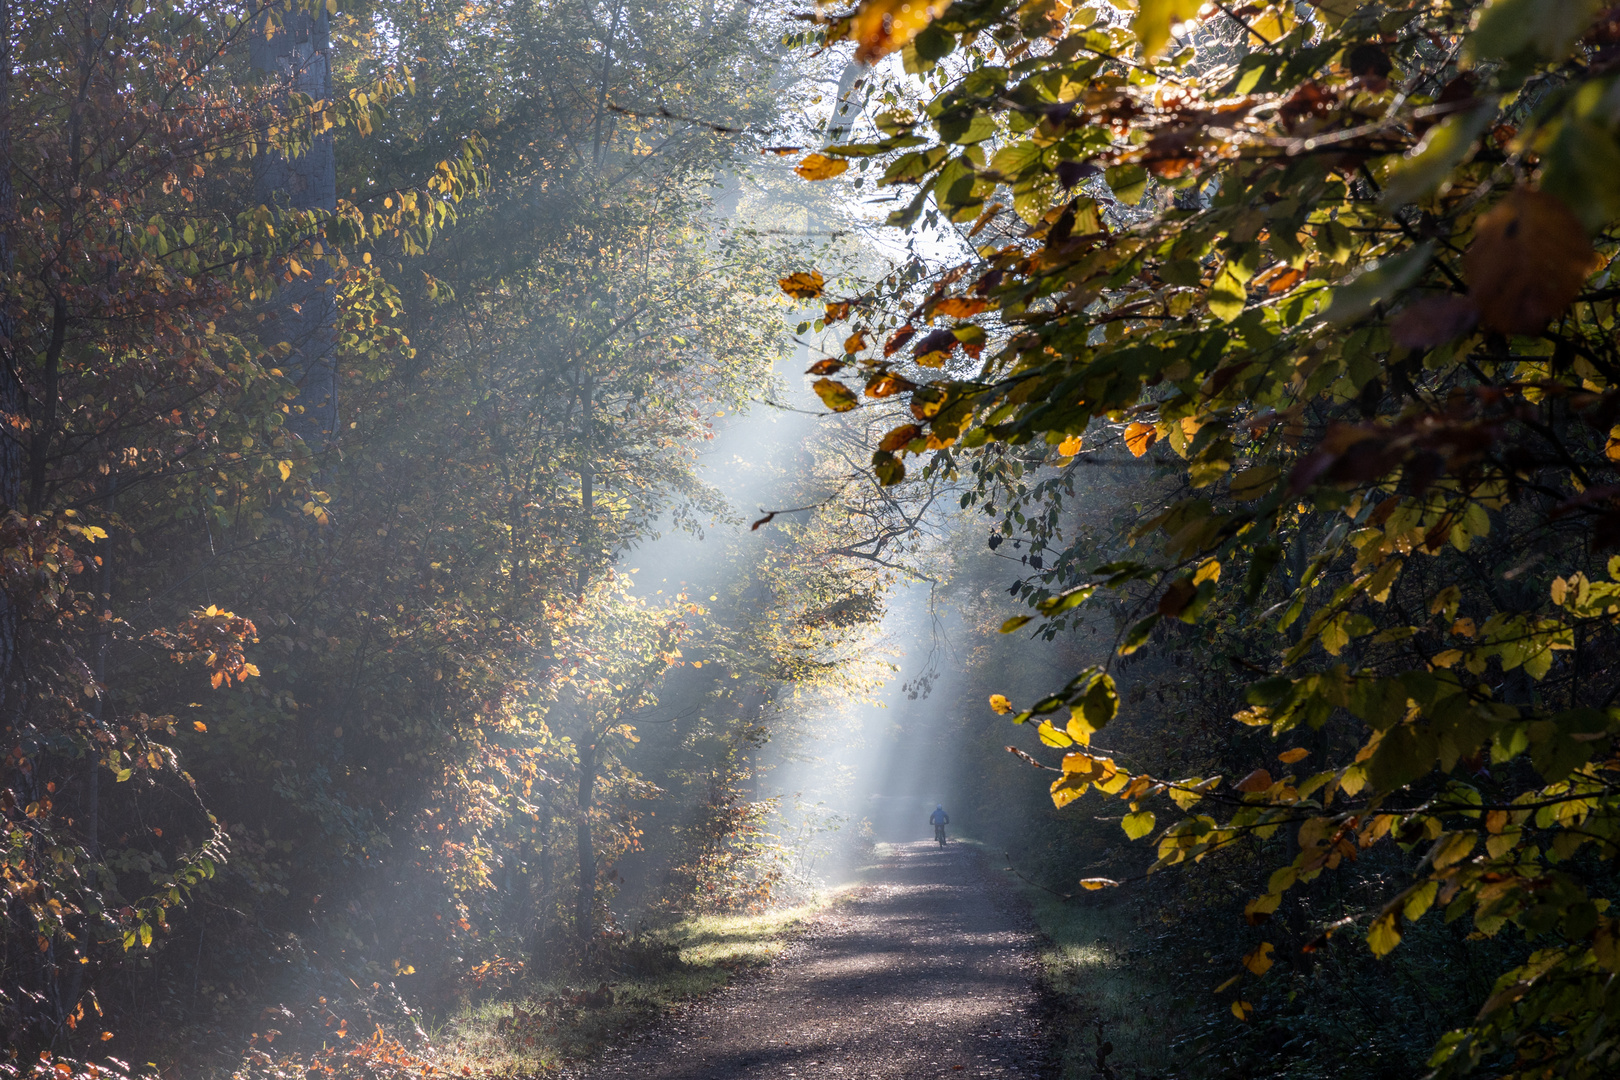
top-left (6, 0), bottom-right (1620, 1078)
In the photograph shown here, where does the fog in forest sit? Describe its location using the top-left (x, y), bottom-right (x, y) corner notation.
top-left (9, 1), bottom-right (1620, 1078)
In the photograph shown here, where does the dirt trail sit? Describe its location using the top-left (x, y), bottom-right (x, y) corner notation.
top-left (565, 840), bottom-right (1050, 1079)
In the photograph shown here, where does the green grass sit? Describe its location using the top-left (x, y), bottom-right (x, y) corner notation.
top-left (432, 896), bottom-right (836, 1074)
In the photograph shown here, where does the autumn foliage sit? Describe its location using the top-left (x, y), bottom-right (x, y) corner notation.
top-left (790, 0), bottom-right (1620, 1073)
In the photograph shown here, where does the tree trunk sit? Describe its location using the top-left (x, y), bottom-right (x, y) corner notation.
top-left (575, 740), bottom-right (599, 950)
top-left (0, 0), bottom-right (22, 706)
top-left (251, 3), bottom-right (338, 449)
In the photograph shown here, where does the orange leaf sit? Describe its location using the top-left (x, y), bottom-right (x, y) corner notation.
top-left (806, 358), bottom-right (844, 375)
top-left (778, 271), bottom-right (826, 300)
top-left (795, 153), bottom-right (849, 181)
top-left (1277, 747), bottom-right (1309, 763)
top-left (1465, 188), bottom-right (1596, 335)
top-left (1253, 264), bottom-right (1306, 296)
top-left (1123, 421), bottom-right (1158, 457)
top-left (824, 301), bottom-right (853, 322)
top-left (934, 297), bottom-right (991, 318)
top-left (1058, 434), bottom-right (1083, 456)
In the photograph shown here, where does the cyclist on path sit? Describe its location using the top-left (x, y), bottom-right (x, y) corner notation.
top-left (930, 804), bottom-right (949, 846)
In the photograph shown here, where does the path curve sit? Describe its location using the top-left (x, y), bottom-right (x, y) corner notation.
top-left (566, 840), bottom-right (1050, 1079)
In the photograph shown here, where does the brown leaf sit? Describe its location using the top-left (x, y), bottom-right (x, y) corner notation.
top-left (884, 325), bottom-right (917, 357)
top-left (1391, 294), bottom-right (1479, 347)
top-left (843, 330), bottom-right (868, 354)
top-left (1157, 578), bottom-right (1197, 617)
top-left (779, 271), bottom-right (826, 299)
top-left (795, 153), bottom-right (849, 181)
top-left (806, 358), bottom-right (845, 375)
top-left (912, 327), bottom-right (958, 365)
top-left (1465, 188), bottom-right (1596, 335)
top-left (824, 301), bottom-right (853, 322)
top-left (866, 372), bottom-right (914, 398)
top-left (1235, 768), bottom-right (1274, 793)
top-left (878, 423), bottom-right (923, 452)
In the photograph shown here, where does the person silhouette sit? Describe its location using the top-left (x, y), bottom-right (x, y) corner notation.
top-left (929, 804), bottom-right (949, 846)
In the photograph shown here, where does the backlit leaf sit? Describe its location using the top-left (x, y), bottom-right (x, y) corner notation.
top-left (1465, 188), bottom-right (1595, 335)
top-left (779, 270), bottom-right (826, 299)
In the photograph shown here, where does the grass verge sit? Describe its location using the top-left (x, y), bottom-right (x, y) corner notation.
top-left (1023, 889), bottom-right (1177, 1079)
top-left (431, 897), bottom-right (834, 1074)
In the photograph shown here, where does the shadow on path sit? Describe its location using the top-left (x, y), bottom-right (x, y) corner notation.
top-left (564, 841), bottom-right (1050, 1079)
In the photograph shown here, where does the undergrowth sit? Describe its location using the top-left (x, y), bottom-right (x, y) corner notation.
top-left (431, 897), bottom-right (834, 1074)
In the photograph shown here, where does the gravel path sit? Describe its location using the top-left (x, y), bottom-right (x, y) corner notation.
top-left (565, 840), bottom-right (1051, 1079)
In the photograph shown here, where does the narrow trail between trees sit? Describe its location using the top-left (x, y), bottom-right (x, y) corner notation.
top-left (563, 841), bottom-right (1051, 1079)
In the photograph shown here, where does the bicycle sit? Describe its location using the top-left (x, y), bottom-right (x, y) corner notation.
top-left (934, 821), bottom-right (947, 847)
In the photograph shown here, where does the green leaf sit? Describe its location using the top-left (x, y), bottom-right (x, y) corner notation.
top-left (1381, 107), bottom-right (1493, 209)
top-left (1324, 242), bottom-right (1435, 324)
top-left (1120, 614), bottom-right (1160, 655)
top-left (1000, 615), bottom-right (1034, 633)
top-left (1105, 163), bottom-right (1148, 206)
top-left (1468, 0), bottom-right (1603, 61)
top-left (1079, 672), bottom-right (1119, 728)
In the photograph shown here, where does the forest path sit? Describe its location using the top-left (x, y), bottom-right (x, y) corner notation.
top-left (563, 840), bottom-right (1050, 1079)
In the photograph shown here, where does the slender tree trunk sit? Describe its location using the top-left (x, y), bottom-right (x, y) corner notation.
top-left (577, 371), bottom-right (594, 598)
top-left (252, 3), bottom-right (338, 449)
top-left (0, 0), bottom-right (23, 708)
top-left (575, 739), bottom-right (599, 950)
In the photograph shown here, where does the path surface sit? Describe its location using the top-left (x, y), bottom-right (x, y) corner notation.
top-left (566, 840), bottom-right (1050, 1079)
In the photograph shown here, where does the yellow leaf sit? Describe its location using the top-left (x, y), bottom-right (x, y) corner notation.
top-left (1277, 747), bottom-right (1310, 764)
top-left (1194, 558), bottom-right (1221, 585)
top-left (795, 153), bottom-right (849, 181)
top-left (1366, 912), bottom-right (1401, 956)
top-left (812, 378), bottom-right (858, 412)
top-left (1123, 421), bottom-right (1158, 457)
top-left (1242, 942), bottom-right (1275, 976)
top-left (1036, 720), bottom-right (1073, 747)
top-left (1078, 877), bottom-right (1119, 890)
top-left (1058, 434), bottom-right (1083, 456)
top-left (1551, 576), bottom-right (1568, 604)
top-left (1066, 707), bottom-right (1096, 745)
top-left (843, 330), bottom-right (868, 354)
top-left (1607, 426), bottom-right (1620, 462)
top-left (778, 271), bottom-right (826, 299)
top-left (989, 693), bottom-right (1013, 715)
top-left (278, 460), bottom-right (293, 481)
top-left (1231, 999), bottom-right (1253, 1021)
top-left (1135, 0), bottom-right (1203, 58)
top-left (833, 0), bottom-right (951, 64)
top-left (1121, 809), bottom-right (1156, 839)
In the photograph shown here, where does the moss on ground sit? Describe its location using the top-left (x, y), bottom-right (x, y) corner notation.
top-left (433, 897), bottom-right (833, 1074)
